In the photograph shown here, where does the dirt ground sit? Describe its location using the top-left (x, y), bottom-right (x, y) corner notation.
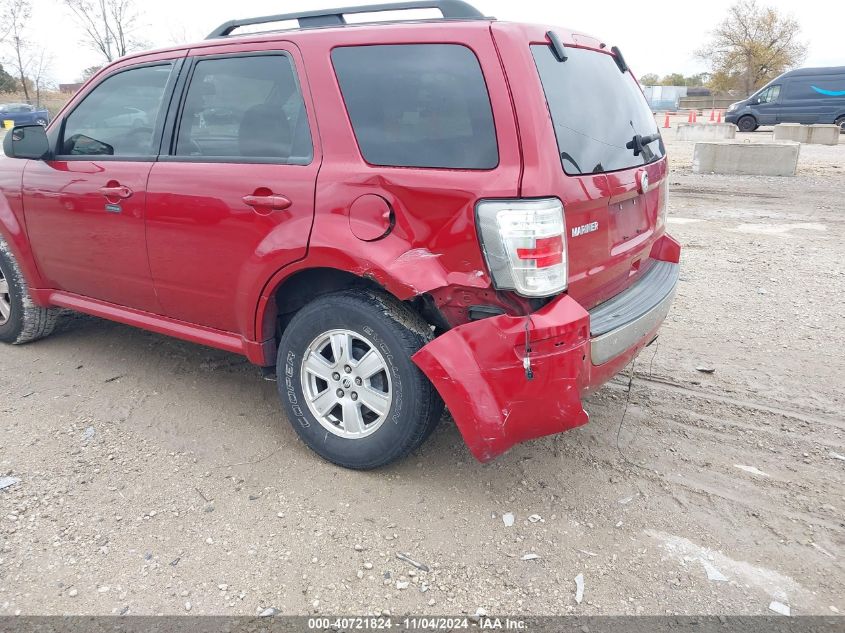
top-left (0, 129), bottom-right (843, 618)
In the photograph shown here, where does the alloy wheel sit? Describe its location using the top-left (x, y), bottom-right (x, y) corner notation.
top-left (300, 328), bottom-right (392, 439)
top-left (0, 268), bottom-right (11, 325)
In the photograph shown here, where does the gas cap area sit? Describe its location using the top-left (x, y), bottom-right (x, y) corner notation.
top-left (348, 194), bottom-right (394, 241)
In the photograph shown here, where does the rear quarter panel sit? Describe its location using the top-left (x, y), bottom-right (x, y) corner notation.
top-left (272, 23), bottom-right (522, 298)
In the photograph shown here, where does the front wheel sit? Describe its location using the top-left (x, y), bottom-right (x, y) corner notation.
top-left (736, 115), bottom-right (758, 133)
top-left (835, 116), bottom-right (845, 134)
top-left (276, 289), bottom-right (443, 469)
top-left (0, 237), bottom-right (61, 344)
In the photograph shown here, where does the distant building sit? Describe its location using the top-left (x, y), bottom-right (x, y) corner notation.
top-left (641, 85), bottom-right (687, 111)
top-left (59, 82), bottom-right (83, 95)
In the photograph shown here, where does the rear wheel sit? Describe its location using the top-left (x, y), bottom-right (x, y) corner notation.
top-left (0, 238), bottom-right (61, 345)
top-left (35, 117), bottom-right (47, 127)
top-left (276, 289), bottom-right (442, 469)
top-left (835, 116), bottom-right (845, 134)
top-left (737, 115), bottom-right (758, 133)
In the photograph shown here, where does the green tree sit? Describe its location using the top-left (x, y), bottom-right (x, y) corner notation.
top-left (639, 73), bottom-right (660, 85)
top-left (660, 73), bottom-right (687, 86)
top-left (0, 63), bottom-right (18, 92)
top-left (697, 0), bottom-right (806, 95)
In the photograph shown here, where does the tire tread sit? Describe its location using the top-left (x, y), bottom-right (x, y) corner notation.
top-left (0, 236), bottom-right (61, 345)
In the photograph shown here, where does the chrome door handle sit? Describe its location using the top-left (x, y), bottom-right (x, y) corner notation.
top-left (242, 194), bottom-right (292, 211)
top-left (99, 185), bottom-right (133, 199)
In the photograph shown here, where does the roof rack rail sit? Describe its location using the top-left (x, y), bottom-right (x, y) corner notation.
top-left (206, 0), bottom-right (487, 39)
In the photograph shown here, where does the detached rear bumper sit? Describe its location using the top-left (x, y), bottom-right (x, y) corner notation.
top-left (412, 234), bottom-right (681, 462)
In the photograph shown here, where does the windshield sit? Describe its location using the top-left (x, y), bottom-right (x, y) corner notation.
top-left (532, 44), bottom-right (665, 175)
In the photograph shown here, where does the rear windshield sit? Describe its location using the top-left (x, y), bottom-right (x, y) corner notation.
top-left (532, 44), bottom-right (665, 175)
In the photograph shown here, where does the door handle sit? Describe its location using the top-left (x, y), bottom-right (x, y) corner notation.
top-left (99, 185), bottom-right (133, 199)
top-left (242, 194), bottom-right (292, 211)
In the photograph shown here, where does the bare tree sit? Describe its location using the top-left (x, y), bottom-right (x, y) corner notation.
top-left (697, 0), bottom-right (807, 95)
top-left (5, 0), bottom-right (33, 102)
top-left (63, 0), bottom-right (144, 63)
top-left (32, 50), bottom-right (53, 108)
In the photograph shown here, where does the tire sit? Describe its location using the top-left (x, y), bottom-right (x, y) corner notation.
top-left (835, 116), bottom-right (845, 134)
top-left (0, 237), bottom-right (61, 345)
top-left (737, 115), bottom-right (758, 133)
top-left (35, 118), bottom-right (47, 127)
top-left (276, 289), bottom-right (443, 469)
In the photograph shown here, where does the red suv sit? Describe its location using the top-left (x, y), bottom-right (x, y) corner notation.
top-left (0, 1), bottom-right (680, 469)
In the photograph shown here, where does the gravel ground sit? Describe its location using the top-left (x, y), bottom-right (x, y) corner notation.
top-left (0, 131), bottom-right (843, 617)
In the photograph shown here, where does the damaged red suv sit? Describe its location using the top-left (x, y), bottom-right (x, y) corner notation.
top-left (0, 0), bottom-right (680, 468)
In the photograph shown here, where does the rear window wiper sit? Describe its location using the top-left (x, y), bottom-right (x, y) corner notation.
top-left (626, 132), bottom-right (660, 156)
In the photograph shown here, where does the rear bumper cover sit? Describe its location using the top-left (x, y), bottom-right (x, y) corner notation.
top-left (412, 234), bottom-right (681, 462)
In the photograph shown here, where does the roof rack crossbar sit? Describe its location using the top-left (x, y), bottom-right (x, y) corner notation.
top-left (206, 0), bottom-right (486, 39)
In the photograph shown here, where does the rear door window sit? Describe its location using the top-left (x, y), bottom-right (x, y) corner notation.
top-left (532, 45), bottom-right (665, 175)
top-left (174, 54), bottom-right (312, 163)
top-left (331, 44), bottom-right (498, 169)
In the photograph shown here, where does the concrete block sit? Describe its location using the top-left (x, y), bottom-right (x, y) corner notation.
top-left (808, 124), bottom-right (840, 145)
top-left (692, 141), bottom-right (800, 176)
top-left (773, 123), bottom-right (810, 142)
top-left (774, 123), bottom-right (840, 145)
top-left (675, 123), bottom-right (736, 141)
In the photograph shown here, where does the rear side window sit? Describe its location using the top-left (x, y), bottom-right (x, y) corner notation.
top-left (332, 44), bottom-right (498, 169)
top-left (532, 45), bottom-right (665, 175)
top-left (61, 64), bottom-right (173, 157)
top-left (175, 54), bottom-right (312, 163)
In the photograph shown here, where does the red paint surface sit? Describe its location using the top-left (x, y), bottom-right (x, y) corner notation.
top-left (0, 20), bottom-right (680, 462)
top-left (348, 194), bottom-right (393, 241)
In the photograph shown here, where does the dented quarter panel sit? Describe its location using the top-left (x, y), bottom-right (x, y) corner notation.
top-left (254, 23), bottom-right (523, 342)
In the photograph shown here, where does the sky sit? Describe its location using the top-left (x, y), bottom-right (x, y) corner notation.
top-left (19, 0), bottom-right (844, 84)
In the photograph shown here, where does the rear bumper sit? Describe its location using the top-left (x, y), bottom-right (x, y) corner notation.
top-left (412, 234), bottom-right (681, 462)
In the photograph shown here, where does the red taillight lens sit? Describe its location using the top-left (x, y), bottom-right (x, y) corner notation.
top-left (516, 236), bottom-right (564, 268)
top-left (475, 198), bottom-right (568, 297)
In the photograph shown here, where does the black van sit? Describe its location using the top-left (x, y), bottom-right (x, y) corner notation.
top-left (725, 66), bottom-right (845, 133)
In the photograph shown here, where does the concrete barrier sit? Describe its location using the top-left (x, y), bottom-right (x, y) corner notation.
top-left (773, 123), bottom-right (840, 145)
top-left (773, 123), bottom-right (809, 142)
top-left (693, 141), bottom-right (800, 176)
top-left (808, 124), bottom-right (840, 145)
top-left (675, 123), bottom-right (736, 141)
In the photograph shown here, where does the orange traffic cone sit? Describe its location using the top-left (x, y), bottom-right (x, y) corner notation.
top-left (716, 110), bottom-right (722, 123)
top-left (693, 110), bottom-right (698, 123)
top-left (709, 109), bottom-right (715, 122)
top-left (687, 110), bottom-right (693, 123)
top-left (663, 113), bottom-right (670, 129)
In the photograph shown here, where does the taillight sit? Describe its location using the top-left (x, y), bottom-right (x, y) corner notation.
top-left (476, 198), bottom-right (568, 297)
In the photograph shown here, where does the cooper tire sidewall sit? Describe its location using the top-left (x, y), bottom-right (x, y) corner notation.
top-left (0, 251), bottom-right (23, 342)
top-left (276, 299), bottom-right (423, 466)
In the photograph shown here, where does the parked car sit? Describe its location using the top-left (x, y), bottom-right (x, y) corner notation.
top-left (725, 66), bottom-right (845, 132)
top-left (0, 0), bottom-right (680, 469)
top-left (100, 105), bottom-right (150, 129)
top-left (0, 103), bottom-right (49, 127)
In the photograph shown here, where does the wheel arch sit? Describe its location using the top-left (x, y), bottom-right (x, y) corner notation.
top-left (254, 264), bottom-right (434, 366)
